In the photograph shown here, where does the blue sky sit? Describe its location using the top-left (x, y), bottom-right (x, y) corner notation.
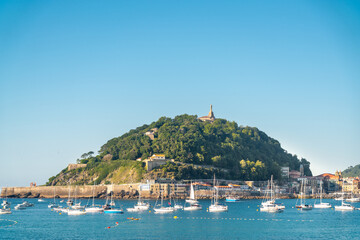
top-left (0, 0), bottom-right (359, 186)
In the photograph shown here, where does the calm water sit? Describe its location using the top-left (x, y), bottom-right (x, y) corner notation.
top-left (0, 198), bottom-right (359, 239)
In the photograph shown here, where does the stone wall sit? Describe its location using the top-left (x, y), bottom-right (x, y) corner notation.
top-left (67, 164), bottom-right (87, 171)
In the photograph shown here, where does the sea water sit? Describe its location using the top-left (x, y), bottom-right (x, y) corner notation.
top-left (0, 198), bottom-right (359, 239)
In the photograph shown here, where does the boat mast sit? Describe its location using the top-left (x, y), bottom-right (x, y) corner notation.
top-left (319, 181), bottom-right (323, 204)
top-left (270, 175), bottom-right (273, 202)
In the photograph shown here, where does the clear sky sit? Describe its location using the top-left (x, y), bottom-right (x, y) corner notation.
top-left (0, 0), bottom-right (359, 186)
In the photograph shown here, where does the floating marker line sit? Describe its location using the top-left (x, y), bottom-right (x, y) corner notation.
top-left (0, 219), bottom-right (18, 228)
top-left (172, 217), bottom-right (313, 222)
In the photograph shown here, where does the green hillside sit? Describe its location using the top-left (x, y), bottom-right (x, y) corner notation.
top-left (342, 164), bottom-right (360, 177)
top-left (47, 114), bottom-right (311, 185)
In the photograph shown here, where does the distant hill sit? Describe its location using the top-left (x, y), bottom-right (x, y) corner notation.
top-left (47, 114), bottom-right (311, 185)
top-left (342, 164), bottom-right (360, 177)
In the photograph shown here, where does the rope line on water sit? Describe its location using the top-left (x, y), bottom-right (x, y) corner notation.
top-left (172, 216), bottom-right (313, 222)
top-left (105, 218), bottom-right (141, 229)
top-left (0, 219), bottom-right (18, 228)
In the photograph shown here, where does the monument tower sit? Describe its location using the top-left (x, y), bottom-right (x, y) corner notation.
top-left (198, 105), bottom-right (216, 122)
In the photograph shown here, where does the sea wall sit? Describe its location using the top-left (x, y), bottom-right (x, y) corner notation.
top-left (0, 185), bottom-right (137, 199)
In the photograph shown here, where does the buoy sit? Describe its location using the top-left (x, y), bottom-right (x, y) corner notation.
top-left (174, 216), bottom-right (178, 219)
top-left (107, 227), bottom-right (111, 229)
top-left (149, 210), bottom-right (151, 213)
top-left (256, 209), bottom-right (258, 211)
top-left (116, 222), bottom-right (119, 225)
top-left (59, 213), bottom-right (61, 215)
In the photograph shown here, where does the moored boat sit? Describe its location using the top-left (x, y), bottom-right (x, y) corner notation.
top-left (314, 181), bottom-right (331, 209)
top-left (208, 175), bottom-right (228, 213)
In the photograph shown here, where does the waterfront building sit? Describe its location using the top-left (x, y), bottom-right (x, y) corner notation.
top-left (143, 154), bottom-right (171, 171)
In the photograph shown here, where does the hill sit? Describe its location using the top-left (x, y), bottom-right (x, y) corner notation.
top-left (342, 164), bottom-right (360, 177)
top-left (47, 114), bottom-right (311, 185)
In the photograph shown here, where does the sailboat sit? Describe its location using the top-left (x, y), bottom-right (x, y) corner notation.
top-left (67, 186), bottom-right (86, 215)
top-left (208, 175), bottom-right (228, 212)
top-left (66, 184), bottom-right (73, 206)
top-left (185, 182), bottom-right (198, 204)
top-left (71, 187), bottom-right (85, 210)
top-left (103, 187), bottom-right (123, 214)
top-left (153, 190), bottom-right (175, 213)
top-left (260, 175), bottom-right (283, 212)
top-left (345, 181), bottom-right (360, 203)
top-left (295, 179), bottom-right (313, 210)
top-left (48, 185), bottom-right (59, 208)
top-left (184, 183), bottom-right (202, 211)
top-left (127, 187), bottom-right (150, 212)
top-left (335, 188), bottom-right (355, 211)
top-left (314, 181), bottom-right (331, 208)
top-left (85, 182), bottom-right (103, 213)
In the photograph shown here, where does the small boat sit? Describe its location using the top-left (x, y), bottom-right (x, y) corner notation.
top-left (184, 203), bottom-right (202, 211)
top-left (48, 186), bottom-right (59, 208)
top-left (335, 191), bottom-right (355, 211)
top-left (1, 189), bottom-right (11, 208)
top-left (67, 209), bottom-right (86, 215)
top-left (174, 204), bottom-right (183, 210)
top-left (1, 200), bottom-right (10, 208)
top-left (154, 191), bottom-right (175, 214)
top-left (0, 206), bottom-right (11, 215)
top-left (183, 183), bottom-right (202, 211)
top-left (104, 208), bottom-right (124, 214)
top-left (71, 202), bottom-right (85, 210)
top-left (314, 181), bottom-right (331, 209)
top-left (126, 189), bottom-right (150, 212)
top-left (260, 176), bottom-right (283, 213)
top-left (21, 201), bottom-right (34, 207)
top-left (85, 182), bottom-right (104, 213)
top-left (208, 175), bottom-right (228, 213)
top-left (48, 203), bottom-right (59, 208)
top-left (185, 182), bottom-right (198, 204)
top-left (335, 202), bottom-right (354, 211)
top-left (60, 200), bottom-right (64, 203)
top-left (295, 179), bottom-right (312, 211)
top-left (226, 196), bottom-right (241, 202)
top-left (53, 207), bottom-right (63, 212)
top-left (14, 203), bottom-right (26, 210)
top-left (38, 199), bottom-right (45, 202)
top-left (103, 187), bottom-right (123, 214)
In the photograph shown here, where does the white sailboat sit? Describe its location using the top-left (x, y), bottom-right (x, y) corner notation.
top-left (48, 186), bottom-right (59, 208)
top-left (85, 182), bottom-right (103, 213)
top-left (127, 187), bottom-right (150, 212)
top-left (185, 182), bottom-right (198, 204)
top-left (335, 188), bottom-right (355, 211)
top-left (154, 191), bottom-right (175, 213)
top-left (314, 181), bottom-right (331, 209)
top-left (71, 187), bottom-right (85, 210)
top-left (67, 186), bottom-right (86, 215)
top-left (208, 175), bottom-right (228, 212)
top-left (260, 175), bottom-right (283, 212)
top-left (184, 183), bottom-right (202, 211)
top-left (295, 179), bottom-right (312, 210)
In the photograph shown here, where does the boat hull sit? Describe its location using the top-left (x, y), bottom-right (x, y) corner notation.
top-left (184, 206), bottom-right (202, 211)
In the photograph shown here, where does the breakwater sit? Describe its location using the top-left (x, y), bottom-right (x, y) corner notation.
top-left (1, 185), bottom-right (335, 200)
